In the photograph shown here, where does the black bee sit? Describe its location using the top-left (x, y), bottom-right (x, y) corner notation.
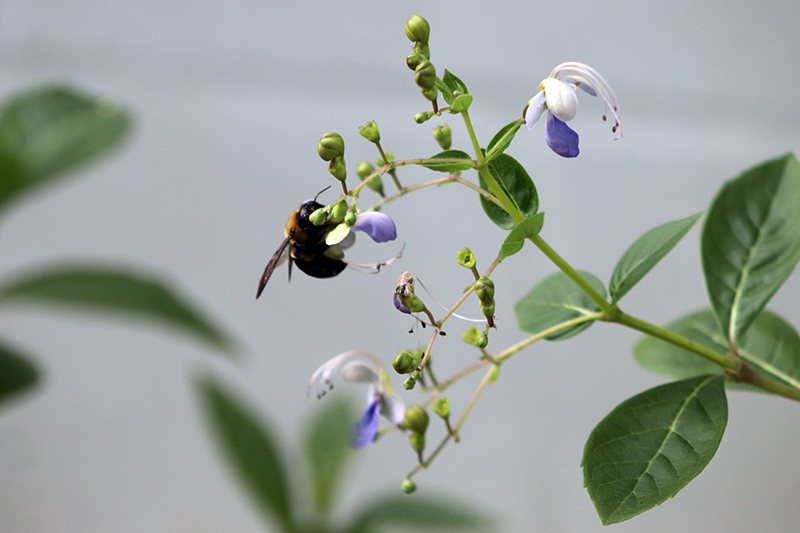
top-left (256, 199), bottom-right (347, 298)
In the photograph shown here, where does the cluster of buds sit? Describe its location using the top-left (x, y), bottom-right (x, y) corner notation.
top-left (405, 15), bottom-right (438, 105)
top-left (475, 276), bottom-right (496, 328)
top-left (317, 132), bottom-right (347, 183)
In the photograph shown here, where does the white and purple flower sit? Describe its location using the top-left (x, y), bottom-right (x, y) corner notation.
top-left (326, 211), bottom-right (397, 246)
top-left (525, 62), bottom-right (621, 158)
top-left (308, 351), bottom-right (405, 449)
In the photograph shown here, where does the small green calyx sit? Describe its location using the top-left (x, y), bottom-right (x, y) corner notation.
top-left (318, 132), bottom-right (345, 161)
top-left (432, 398), bottom-right (450, 418)
top-left (414, 112), bottom-right (433, 124)
top-left (403, 375), bottom-right (416, 390)
top-left (420, 86), bottom-right (438, 102)
top-left (462, 326), bottom-right (481, 346)
top-left (432, 124), bottom-right (452, 150)
top-left (328, 156), bottom-right (347, 181)
top-left (408, 432), bottom-right (426, 453)
top-left (401, 479), bottom-right (417, 494)
top-left (414, 61), bottom-right (436, 89)
top-left (405, 15), bottom-right (430, 45)
top-left (457, 247), bottom-right (476, 269)
top-left (393, 350), bottom-right (420, 374)
top-left (344, 209), bottom-right (357, 227)
top-left (404, 405), bottom-right (429, 434)
top-left (330, 201), bottom-right (348, 224)
top-left (308, 208), bottom-right (328, 226)
top-left (358, 121), bottom-right (381, 143)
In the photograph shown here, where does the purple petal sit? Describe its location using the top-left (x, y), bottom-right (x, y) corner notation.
top-left (545, 113), bottom-right (580, 158)
top-left (351, 400), bottom-right (380, 449)
top-left (393, 293), bottom-right (410, 314)
top-left (353, 212), bottom-right (397, 243)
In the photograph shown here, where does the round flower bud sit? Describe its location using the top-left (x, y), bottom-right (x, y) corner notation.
top-left (420, 86), bottom-right (438, 102)
top-left (401, 479), bottom-right (417, 494)
top-left (403, 375), bottom-right (416, 390)
top-left (356, 161), bottom-right (384, 196)
top-left (414, 112), bottom-right (433, 124)
top-left (481, 302), bottom-right (496, 318)
top-left (477, 333), bottom-right (489, 349)
top-left (413, 42), bottom-right (430, 60)
top-left (474, 276), bottom-right (495, 303)
top-left (308, 208), bottom-right (328, 226)
top-left (414, 61), bottom-right (436, 89)
top-left (406, 53), bottom-right (421, 71)
top-left (403, 405), bottom-right (430, 434)
top-left (317, 132), bottom-right (345, 161)
top-left (344, 209), bottom-right (357, 227)
top-left (408, 432), bottom-right (426, 453)
top-left (405, 15), bottom-right (430, 44)
top-left (393, 351), bottom-right (419, 375)
top-left (432, 124), bottom-right (452, 150)
top-left (330, 201), bottom-right (348, 224)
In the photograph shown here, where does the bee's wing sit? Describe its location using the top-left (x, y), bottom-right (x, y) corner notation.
top-left (256, 236), bottom-right (292, 298)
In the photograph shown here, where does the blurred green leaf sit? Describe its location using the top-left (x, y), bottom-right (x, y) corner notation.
top-left (701, 153), bottom-right (800, 346)
top-left (610, 212), bottom-right (703, 303)
top-left (305, 398), bottom-right (353, 519)
top-left (485, 119), bottom-right (522, 163)
top-left (514, 270), bottom-right (605, 340)
top-left (421, 150), bottom-right (475, 173)
top-left (348, 495), bottom-right (487, 533)
top-left (635, 309), bottom-right (800, 392)
top-left (478, 153), bottom-right (538, 230)
top-left (197, 377), bottom-right (294, 530)
top-left (499, 212), bottom-right (544, 260)
top-left (0, 340), bottom-right (38, 403)
top-left (0, 85), bottom-right (130, 211)
top-left (582, 375), bottom-right (727, 525)
top-left (0, 266), bottom-right (232, 352)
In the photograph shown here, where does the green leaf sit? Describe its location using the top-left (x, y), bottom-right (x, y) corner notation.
top-left (582, 375), bottom-right (728, 525)
top-left (485, 120), bottom-right (523, 163)
top-left (0, 266), bottom-right (232, 352)
top-left (420, 150), bottom-right (475, 173)
top-left (442, 69), bottom-right (469, 96)
top-left (348, 496), bottom-right (487, 533)
top-left (514, 270), bottom-right (606, 340)
top-left (610, 212), bottom-right (703, 303)
top-left (0, 85), bottom-right (130, 211)
top-left (478, 153), bottom-right (538, 230)
top-left (197, 377), bottom-right (294, 529)
top-left (0, 340), bottom-right (38, 403)
top-left (499, 212), bottom-right (545, 260)
top-left (635, 309), bottom-right (800, 392)
top-left (449, 94), bottom-right (473, 114)
top-left (701, 153), bottom-right (800, 346)
top-left (305, 398), bottom-right (353, 518)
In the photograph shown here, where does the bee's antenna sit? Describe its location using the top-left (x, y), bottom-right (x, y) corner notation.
top-left (314, 186), bottom-right (332, 202)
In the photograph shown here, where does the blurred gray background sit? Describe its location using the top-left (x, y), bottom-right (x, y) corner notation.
top-left (2, 1), bottom-right (799, 532)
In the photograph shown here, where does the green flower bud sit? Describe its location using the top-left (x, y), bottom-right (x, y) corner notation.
top-left (414, 61), bottom-right (436, 89)
top-left (328, 156), bottom-right (347, 181)
top-left (405, 15), bottom-right (430, 44)
top-left (403, 375), bottom-right (416, 390)
top-left (401, 479), bottom-right (417, 494)
top-left (462, 325), bottom-right (481, 346)
top-left (406, 53), bottom-right (421, 71)
top-left (432, 124), bottom-right (452, 150)
top-left (356, 161), bottom-right (384, 196)
top-left (408, 432), bottom-right (425, 453)
top-left (481, 302), bottom-right (496, 319)
top-left (308, 208), bottom-right (328, 226)
top-left (414, 112), bottom-right (433, 124)
top-left (420, 86), bottom-right (438, 102)
top-left (413, 42), bottom-right (430, 60)
top-left (404, 293), bottom-right (427, 313)
top-left (404, 405), bottom-right (429, 434)
top-left (393, 351), bottom-right (419, 375)
top-left (477, 333), bottom-right (489, 349)
top-left (432, 398), bottom-right (450, 418)
top-left (344, 209), bottom-right (357, 227)
top-left (317, 132), bottom-right (345, 161)
top-left (474, 276), bottom-right (495, 304)
top-left (330, 201), bottom-right (348, 224)
top-left (457, 247), bottom-right (476, 269)
top-left (358, 121), bottom-right (380, 143)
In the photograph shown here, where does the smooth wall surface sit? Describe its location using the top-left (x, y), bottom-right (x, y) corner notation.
top-left (1, 1), bottom-right (799, 532)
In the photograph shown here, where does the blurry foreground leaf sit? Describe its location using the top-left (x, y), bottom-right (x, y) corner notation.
top-left (347, 495), bottom-right (487, 533)
top-left (0, 340), bottom-right (38, 403)
top-left (305, 398), bottom-right (353, 519)
top-left (197, 377), bottom-right (294, 530)
top-left (0, 266), bottom-right (232, 352)
top-left (0, 85), bottom-right (130, 211)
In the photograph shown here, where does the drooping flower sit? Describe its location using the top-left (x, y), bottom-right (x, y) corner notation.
top-left (525, 62), bottom-right (621, 158)
top-left (325, 211), bottom-right (397, 246)
top-left (308, 351), bottom-right (405, 449)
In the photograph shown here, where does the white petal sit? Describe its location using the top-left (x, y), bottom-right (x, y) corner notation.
top-left (341, 361), bottom-right (380, 384)
top-left (379, 394), bottom-right (406, 425)
top-left (541, 78), bottom-right (577, 122)
top-left (525, 91), bottom-right (547, 129)
top-left (325, 223), bottom-right (351, 245)
top-left (550, 62), bottom-right (621, 138)
top-left (307, 350), bottom-right (383, 397)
